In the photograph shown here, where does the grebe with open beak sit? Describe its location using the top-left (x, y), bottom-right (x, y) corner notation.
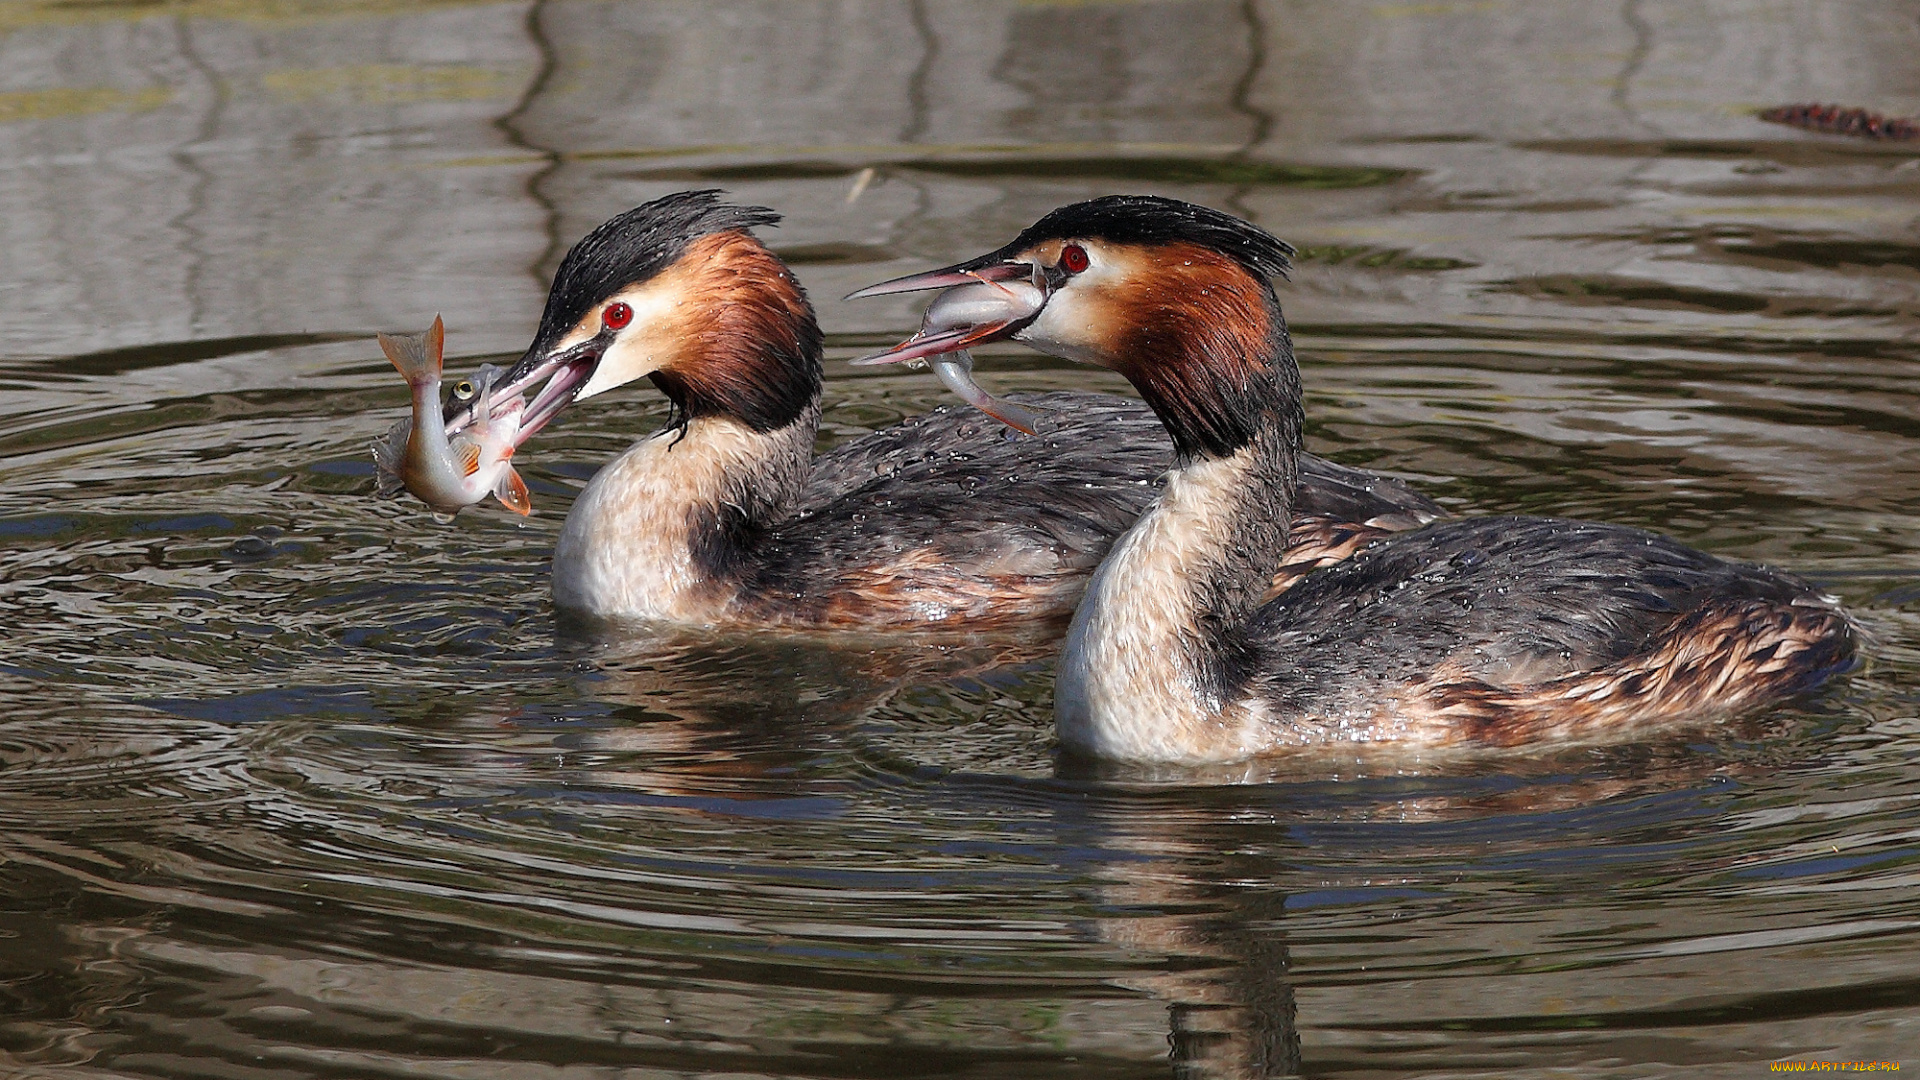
top-left (855, 195), bottom-right (1855, 762)
top-left (444, 191), bottom-right (1442, 630)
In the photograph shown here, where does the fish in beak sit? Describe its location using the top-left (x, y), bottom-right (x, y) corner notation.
top-left (370, 316), bottom-right (532, 518)
top-left (848, 259), bottom-right (1055, 435)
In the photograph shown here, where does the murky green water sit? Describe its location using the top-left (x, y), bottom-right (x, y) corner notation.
top-left (2, 2), bottom-right (1918, 1076)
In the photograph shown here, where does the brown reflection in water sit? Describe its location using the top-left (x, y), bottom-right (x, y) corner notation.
top-left (0, 883), bottom-right (157, 1070)
top-left (1064, 731), bottom-right (1816, 1079)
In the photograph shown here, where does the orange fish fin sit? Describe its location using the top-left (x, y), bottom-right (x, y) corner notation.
top-left (495, 466), bottom-right (533, 516)
top-left (376, 331), bottom-right (415, 379)
top-left (457, 441), bottom-right (483, 477)
top-left (376, 317), bottom-right (444, 386)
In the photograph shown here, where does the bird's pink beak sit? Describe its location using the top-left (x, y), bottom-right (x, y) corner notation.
top-left (847, 262), bottom-right (1049, 367)
top-left (843, 258), bottom-right (1033, 299)
top-left (443, 333), bottom-right (606, 447)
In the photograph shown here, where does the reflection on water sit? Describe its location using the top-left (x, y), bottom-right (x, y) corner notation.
top-left (2, 1), bottom-right (1919, 1076)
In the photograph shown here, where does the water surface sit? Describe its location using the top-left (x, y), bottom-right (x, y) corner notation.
top-left (2, 2), bottom-right (1918, 1076)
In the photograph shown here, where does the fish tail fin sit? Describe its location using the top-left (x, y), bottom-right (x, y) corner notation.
top-left (955, 385), bottom-right (1045, 436)
top-left (376, 314), bottom-right (446, 387)
top-left (495, 466), bottom-right (533, 516)
top-left (933, 351), bottom-right (1044, 435)
top-left (976, 397), bottom-right (1044, 437)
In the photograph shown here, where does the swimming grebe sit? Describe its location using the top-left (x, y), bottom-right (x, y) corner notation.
top-left (856, 195), bottom-right (1855, 762)
top-left (445, 190), bottom-right (1442, 628)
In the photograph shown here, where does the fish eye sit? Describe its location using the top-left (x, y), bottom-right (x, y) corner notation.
top-left (603, 301), bottom-right (634, 331)
top-left (453, 380), bottom-right (476, 400)
top-left (1059, 244), bottom-right (1090, 274)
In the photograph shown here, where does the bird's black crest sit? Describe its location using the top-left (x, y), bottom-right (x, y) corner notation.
top-left (986, 195), bottom-right (1295, 281)
top-left (529, 190), bottom-right (780, 357)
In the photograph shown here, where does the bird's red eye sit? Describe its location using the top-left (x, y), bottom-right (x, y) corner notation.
top-left (602, 302), bottom-right (633, 331)
top-left (1060, 244), bottom-right (1090, 274)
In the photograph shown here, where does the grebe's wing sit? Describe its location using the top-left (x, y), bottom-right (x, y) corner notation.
top-left (1246, 515), bottom-right (1854, 744)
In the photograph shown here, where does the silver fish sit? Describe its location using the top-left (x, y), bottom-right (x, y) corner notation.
top-left (930, 349), bottom-right (1043, 437)
top-left (370, 316), bottom-right (531, 517)
top-left (852, 279), bottom-right (1050, 436)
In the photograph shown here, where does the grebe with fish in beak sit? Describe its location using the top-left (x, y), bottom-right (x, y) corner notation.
top-left (853, 195), bottom-right (1855, 763)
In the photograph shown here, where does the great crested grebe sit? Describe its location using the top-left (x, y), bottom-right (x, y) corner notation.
top-left (444, 190), bottom-right (1443, 628)
top-left (856, 195), bottom-right (1855, 762)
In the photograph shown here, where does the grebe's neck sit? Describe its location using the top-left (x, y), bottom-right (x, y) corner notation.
top-left (551, 404), bottom-right (820, 621)
top-left (1055, 285), bottom-right (1302, 763)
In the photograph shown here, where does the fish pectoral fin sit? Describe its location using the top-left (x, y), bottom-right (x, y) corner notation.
top-left (457, 442), bottom-right (483, 477)
top-left (494, 466), bottom-right (533, 516)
